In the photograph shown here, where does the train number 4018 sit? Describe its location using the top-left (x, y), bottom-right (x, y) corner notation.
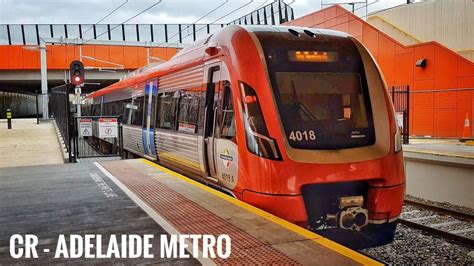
top-left (288, 130), bottom-right (316, 141)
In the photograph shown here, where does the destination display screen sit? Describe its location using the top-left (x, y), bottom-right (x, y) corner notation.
top-left (288, 51), bottom-right (339, 62)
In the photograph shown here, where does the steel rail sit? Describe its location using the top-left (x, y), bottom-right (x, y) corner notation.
top-left (404, 199), bottom-right (474, 222)
top-left (397, 219), bottom-right (474, 248)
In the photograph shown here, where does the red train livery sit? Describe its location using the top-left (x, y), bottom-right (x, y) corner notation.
top-left (86, 25), bottom-right (406, 249)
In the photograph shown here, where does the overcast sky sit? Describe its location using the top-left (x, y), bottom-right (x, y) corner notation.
top-left (0, 0), bottom-right (407, 25)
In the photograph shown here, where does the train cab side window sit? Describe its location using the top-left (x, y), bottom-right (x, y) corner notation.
top-left (220, 82), bottom-right (236, 139)
top-left (124, 99), bottom-right (133, 125)
top-left (131, 96), bottom-right (145, 126)
top-left (157, 92), bottom-right (179, 130)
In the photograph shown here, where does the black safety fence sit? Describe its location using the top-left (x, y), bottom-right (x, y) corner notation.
top-left (50, 84), bottom-right (72, 158)
top-left (72, 116), bottom-right (123, 162)
top-left (229, 0), bottom-right (294, 26)
top-left (391, 85), bottom-right (410, 144)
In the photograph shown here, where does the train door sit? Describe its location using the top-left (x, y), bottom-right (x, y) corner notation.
top-left (204, 63), bottom-right (238, 189)
top-left (204, 64), bottom-right (221, 179)
top-left (142, 79), bottom-right (158, 158)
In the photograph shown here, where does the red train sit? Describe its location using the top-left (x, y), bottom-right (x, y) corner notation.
top-left (85, 25), bottom-right (406, 249)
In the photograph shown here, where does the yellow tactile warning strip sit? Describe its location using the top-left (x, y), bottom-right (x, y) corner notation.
top-left (139, 159), bottom-right (381, 265)
top-left (100, 160), bottom-right (299, 265)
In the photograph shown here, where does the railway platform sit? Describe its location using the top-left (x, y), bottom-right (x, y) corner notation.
top-left (0, 158), bottom-right (378, 265)
top-left (0, 118), bottom-right (63, 168)
top-left (402, 139), bottom-right (474, 209)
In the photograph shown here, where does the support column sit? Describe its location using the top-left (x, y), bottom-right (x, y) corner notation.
top-left (40, 39), bottom-right (49, 119)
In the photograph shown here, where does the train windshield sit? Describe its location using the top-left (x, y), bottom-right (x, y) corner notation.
top-left (257, 32), bottom-right (375, 150)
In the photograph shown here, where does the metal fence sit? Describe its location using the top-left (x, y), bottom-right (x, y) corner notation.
top-left (49, 84), bottom-right (72, 159)
top-left (0, 1), bottom-right (294, 46)
top-left (72, 116), bottom-right (123, 161)
top-left (391, 85), bottom-right (410, 144)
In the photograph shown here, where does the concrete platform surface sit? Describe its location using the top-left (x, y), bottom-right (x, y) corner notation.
top-left (0, 159), bottom-right (379, 265)
top-left (0, 118), bottom-right (63, 168)
top-left (0, 162), bottom-right (198, 264)
top-left (404, 138), bottom-right (474, 159)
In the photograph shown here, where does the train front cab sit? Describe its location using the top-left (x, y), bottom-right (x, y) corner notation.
top-left (221, 26), bottom-right (406, 249)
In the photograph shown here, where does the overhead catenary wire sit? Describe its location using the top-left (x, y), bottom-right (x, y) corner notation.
top-left (156, 0), bottom-right (230, 47)
top-left (164, 0), bottom-right (256, 48)
top-left (177, 0), bottom-right (294, 45)
top-left (84, 0), bottom-right (163, 44)
top-left (79, 0), bottom-right (129, 38)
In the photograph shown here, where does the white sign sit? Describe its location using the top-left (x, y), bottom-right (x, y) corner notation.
top-left (79, 118), bottom-right (92, 137)
top-left (178, 123), bottom-right (196, 133)
top-left (396, 112), bottom-right (404, 130)
top-left (98, 118), bottom-right (118, 138)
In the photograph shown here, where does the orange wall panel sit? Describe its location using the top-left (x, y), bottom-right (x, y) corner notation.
top-left (456, 90), bottom-right (473, 136)
top-left (457, 56), bottom-right (474, 78)
top-left (65, 46), bottom-right (80, 65)
top-left (22, 48), bottom-right (40, 69)
top-left (49, 46), bottom-right (67, 69)
top-left (413, 79), bottom-right (434, 91)
top-left (434, 45), bottom-right (458, 89)
top-left (81, 45), bottom-right (96, 68)
top-left (458, 76), bottom-right (474, 89)
top-left (411, 93), bottom-right (434, 136)
top-left (395, 43), bottom-right (413, 55)
top-left (137, 47), bottom-right (148, 67)
top-left (0, 46), bottom-right (9, 68)
top-left (413, 44), bottom-right (435, 81)
top-left (434, 91), bottom-right (457, 108)
top-left (109, 46), bottom-right (125, 67)
top-left (394, 53), bottom-right (414, 86)
top-left (94, 45), bottom-right (111, 68)
top-left (348, 19), bottom-right (363, 37)
top-left (362, 24), bottom-right (379, 59)
top-left (334, 13), bottom-right (349, 32)
top-left (123, 46), bottom-right (139, 69)
top-left (8, 46), bottom-right (24, 69)
top-left (378, 35), bottom-right (396, 84)
top-left (433, 109), bottom-right (457, 137)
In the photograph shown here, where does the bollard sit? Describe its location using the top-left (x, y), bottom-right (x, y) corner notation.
top-left (6, 108), bottom-right (12, 129)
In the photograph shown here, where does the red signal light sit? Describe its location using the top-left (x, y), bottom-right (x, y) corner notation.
top-left (69, 60), bottom-right (84, 85)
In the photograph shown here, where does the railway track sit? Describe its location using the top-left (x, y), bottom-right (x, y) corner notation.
top-left (399, 199), bottom-right (474, 248)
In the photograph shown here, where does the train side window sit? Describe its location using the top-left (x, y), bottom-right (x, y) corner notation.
top-left (92, 104), bottom-right (100, 116)
top-left (177, 91), bottom-right (200, 133)
top-left (220, 82), bottom-right (236, 139)
top-left (130, 96), bottom-right (145, 126)
top-left (157, 93), bottom-right (178, 130)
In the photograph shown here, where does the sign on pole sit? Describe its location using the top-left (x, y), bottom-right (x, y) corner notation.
top-left (79, 118), bottom-right (92, 137)
top-left (396, 112), bottom-right (404, 130)
top-left (98, 118), bottom-right (118, 138)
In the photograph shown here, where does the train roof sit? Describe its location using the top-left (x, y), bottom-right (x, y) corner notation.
top-left (87, 25), bottom-right (350, 99)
